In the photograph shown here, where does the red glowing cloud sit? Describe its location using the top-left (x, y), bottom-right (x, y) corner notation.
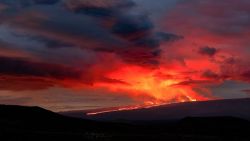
top-left (0, 0), bottom-right (249, 111)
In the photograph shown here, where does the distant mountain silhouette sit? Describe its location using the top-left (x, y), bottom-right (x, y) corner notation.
top-left (61, 98), bottom-right (250, 121)
top-left (0, 105), bottom-right (130, 140)
top-left (0, 105), bottom-right (63, 121)
top-left (1, 102), bottom-right (250, 141)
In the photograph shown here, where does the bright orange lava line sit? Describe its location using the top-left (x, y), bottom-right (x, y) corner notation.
top-left (86, 99), bottom-right (197, 116)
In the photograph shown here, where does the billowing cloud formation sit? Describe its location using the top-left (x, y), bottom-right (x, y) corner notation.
top-left (0, 56), bottom-right (83, 90)
top-left (0, 0), bottom-right (178, 90)
top-left (0, 56), bottom-right (81, 79)
top-left (0, 0), bottom-right (249, 110)
top-left (1, 0), bottom-right (179, 65)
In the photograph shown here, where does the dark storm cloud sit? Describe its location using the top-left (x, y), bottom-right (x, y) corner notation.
top-left (0, 55), bottom-right (129, 90)
top-left (0, 55), bottom-right (83, 90)
top-left (36, 37), bottom-right (74, 49)
top-left (0, 0), bottom-right (181, 91)
top-left (0, 56), bottom-right (82, 80)
top-left (66, 0), bottom-right (135, 17)
top-left (112, 14), bottom-right (153, 37)
top-left (64, 0), bottom-right (180, 50)
top-left (17, 0), bottom-right (59, 6)
top-left (0, 0), bottom-right (59, 7)
top-left (198, 46), bottom-right (218, 57)
top-left (0, 0), bottom-right (180, 67)
top-left (32, 0), bottom-right (59, 5)
top-left (67, 1), bottom-right (179, 53)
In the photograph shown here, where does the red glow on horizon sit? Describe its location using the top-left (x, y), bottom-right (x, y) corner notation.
top-left (85, 65), bottom-right (212, 114)
top-left (57, 0), bottom-right (250, 113)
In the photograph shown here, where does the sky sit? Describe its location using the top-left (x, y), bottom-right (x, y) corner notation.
top-left (0, 0), bottom-right (249, 112)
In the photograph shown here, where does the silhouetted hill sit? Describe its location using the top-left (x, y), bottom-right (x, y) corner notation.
top-left (0, 105), bottom-right (62, 120)
top-left (1, 104), bottom-right (250, 141)
top-left (0, 105), bottom-right (132, 140)
top-left (62, 98), bottom-right (250, 121)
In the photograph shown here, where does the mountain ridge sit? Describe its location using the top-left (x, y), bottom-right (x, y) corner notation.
top-left (60, 98), bottom-right (250, 121)
top-left (1, 101), bottom-right (250, 141)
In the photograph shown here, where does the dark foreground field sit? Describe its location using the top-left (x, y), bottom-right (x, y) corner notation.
top-left (0, 104), bottom-right (250, 141)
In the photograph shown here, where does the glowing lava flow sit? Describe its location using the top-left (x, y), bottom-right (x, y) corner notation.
top-left (86, 100), bottom-right (196, 116)
top-left (86, 102), bottom-right (169, 116)
top-left (86, 105), bottom-right (143, 116)
top-left (87, 65), bottom-right (210, 115)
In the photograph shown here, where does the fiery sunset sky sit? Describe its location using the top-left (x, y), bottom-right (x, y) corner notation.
top-left (0, 0), bottom-right (249, 111)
